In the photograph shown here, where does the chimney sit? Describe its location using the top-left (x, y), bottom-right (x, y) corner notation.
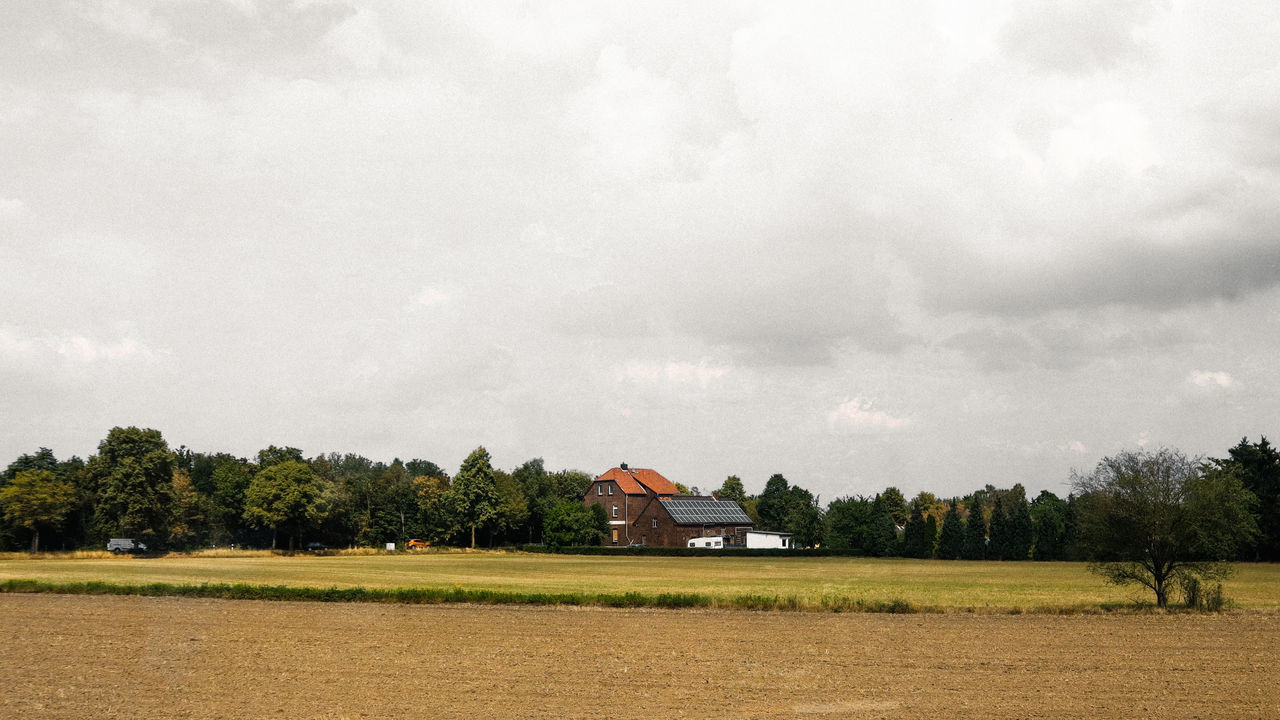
top-left (620, 462), bottom-right (628, 470)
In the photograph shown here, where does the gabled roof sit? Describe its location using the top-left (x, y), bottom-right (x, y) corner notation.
top-left (662, 498), bottom-right (754, 525)
top-left (595, 467), bottom-right (679, 496)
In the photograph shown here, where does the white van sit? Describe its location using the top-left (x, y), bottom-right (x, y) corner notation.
top-left (687, 536), bottom-right (724, 549)
top-left (107, 538), bottom-right (148, 554)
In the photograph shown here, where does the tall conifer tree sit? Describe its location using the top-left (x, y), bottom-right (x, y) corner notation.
top-left (937, 500), bottom-right (964, 560)
top-left (961, 495), bottom-right (987, 560)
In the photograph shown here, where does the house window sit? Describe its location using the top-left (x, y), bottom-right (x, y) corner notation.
top-left (612, 529), bottom-right (619, 544)
top-left (641, 535), bottom-right (646, 545)
top-left (612, 504), bottom-right (618, 518)
top-left (597, 484), bottom-right (602, 496)
top-left (607, 484), bottom-right (613, 495)
top-left (652, 518), bottom-right (658, 528)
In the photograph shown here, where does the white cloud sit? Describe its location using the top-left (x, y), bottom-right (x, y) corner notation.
top-left (827, 398), bottom-right (910, 432)
top-left (0, 197), bottom-right (25, 221)
top-left (413, 285), bottom-right (453, 307)
top-left (322, 8), bottom-right (401, 70)
top-left (1001, 0), bottom-right (1155, 76)
top-left (75, 0), bottom-right (173, 46)
top-left (1046, 100), bottom-right (1162, 180)
top-left (618, 360), bottom-right (729, 389)
top-left (1188, 370), bottom-right (1234, 389)
top-left (57, 336), bottom-right (144, 363)
top-left (1058, 440), bottom-right (1087, 454)
top-left (214, 0), bottom-right (259, 18)
top-left (0, 326), bottom-right (162, 366)
top-left (568, 45), bottom-right (687, 179)
top-left (452, 3), bottom-right (599, 61)
top-left (0, 327), bottom-right (36, 358)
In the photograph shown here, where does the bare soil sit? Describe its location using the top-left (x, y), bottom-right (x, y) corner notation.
top-left (3, 594), bottom-right (1277, 719)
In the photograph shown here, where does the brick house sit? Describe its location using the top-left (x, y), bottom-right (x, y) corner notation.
top-left (584, 465), bottom-right (754, 547)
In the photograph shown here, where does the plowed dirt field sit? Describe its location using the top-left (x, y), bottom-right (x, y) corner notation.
top-left (4, 594), bottom-right (1277, 719)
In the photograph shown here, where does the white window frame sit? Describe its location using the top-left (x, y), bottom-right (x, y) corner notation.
top-left (597, 484), bottom-right (603, 496)
top-left (612, 504), bottom-right (619, 518)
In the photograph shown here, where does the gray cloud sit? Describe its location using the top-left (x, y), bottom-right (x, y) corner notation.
top-left (2, 1), bottom-right (1279, 500)
top-left (1000, 0), bottom-right (1155, 76)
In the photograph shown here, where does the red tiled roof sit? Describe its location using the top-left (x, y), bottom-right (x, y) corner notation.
top-left (596, 467), bottom-right (679, 496)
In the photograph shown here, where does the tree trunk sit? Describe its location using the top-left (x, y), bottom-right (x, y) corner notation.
top-left (470, 524), bottom-right (476, 549)
top-left (30, 529), bottom-right (39, 553)
top-left (271, 530), bottom-right (277, 550)
top-left (1153, 568), bottom-right (1169, 608)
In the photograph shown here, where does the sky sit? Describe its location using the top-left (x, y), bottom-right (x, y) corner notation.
top-left (2, 0), bottom-right (1278, 501)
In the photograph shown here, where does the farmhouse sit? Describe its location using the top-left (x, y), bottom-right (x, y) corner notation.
top-left (584, 465), bottom-right (754, 547)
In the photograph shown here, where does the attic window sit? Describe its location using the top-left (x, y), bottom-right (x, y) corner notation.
top-left (652, 518), bottom-right (658, 528)
top-left (597, 484), bottom-right (602, 496)
top-left (607, 484), bottom-right (613, 495)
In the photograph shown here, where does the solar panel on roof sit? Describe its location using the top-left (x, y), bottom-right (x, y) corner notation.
top-left (661, 499), bottom-right (753, 525)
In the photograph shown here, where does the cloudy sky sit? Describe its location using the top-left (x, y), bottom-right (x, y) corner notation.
top-left (2, 1), bottom-right (1277, 500)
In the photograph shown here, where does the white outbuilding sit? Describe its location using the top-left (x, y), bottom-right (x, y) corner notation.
top-left (745, 530), bottom-right (794, 549)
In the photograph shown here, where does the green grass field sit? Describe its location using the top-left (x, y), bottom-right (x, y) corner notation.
top-left (2, 551), bottom-right (1278, 611)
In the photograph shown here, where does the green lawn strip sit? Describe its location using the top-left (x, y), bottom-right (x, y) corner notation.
top-left (0, 577), bottom-right (926, 612)
top-left (0, 577), bottom-right (1202, 614)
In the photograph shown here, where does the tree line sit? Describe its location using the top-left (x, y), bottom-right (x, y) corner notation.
top-left (0, 427), bottom-right (606, 552)
top-left (718, 436), bottom-right (1277, 572)
top-left (2, 428), bottom-right (1275, 582)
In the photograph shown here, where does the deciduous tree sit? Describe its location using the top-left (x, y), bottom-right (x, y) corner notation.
top-left (209, 458), bottom-right (252, 543)
top-left (514, 459), bottom-right (553, 544)
top-left (786, 501), bottom-right (823, 548)
top-left (491, 470), bottom-right (529, 545)
top-left (1030, 490), bottom-right (1068, 560)
top-left (87, 427), bottom-right (175, 543)
top-left (876, 486), bottom-right (908, 527)
top-left (1213, 437), bottom-right (1280, 561)
top-left (243, 460), bottom-right (325, 550)
top-left (168, 469), bottom-right (209, 549)
top-left (542, 501), bottom-right (608, 547)
top-left (256, 445), bottom-right (304, 469)
top-left (0, 469), bottom-right (76, 552)
top-left (715, 475), bottom-right (747, 504)
top-left (446, 447), bottom-right (500, 548)
top-left (1072, 448), bottom-right (1257, 608)
top-left (756, 474), bottom-right (792, 531)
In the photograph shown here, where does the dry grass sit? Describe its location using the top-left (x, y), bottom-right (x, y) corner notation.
top-left (2, 552), bottom-right (1278, 612)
